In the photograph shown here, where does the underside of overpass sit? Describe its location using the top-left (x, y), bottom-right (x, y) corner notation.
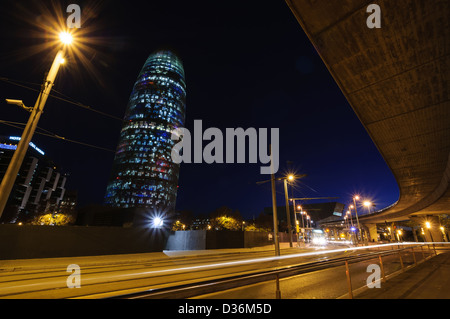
top-left (286, 0), bottom-right (449, 223)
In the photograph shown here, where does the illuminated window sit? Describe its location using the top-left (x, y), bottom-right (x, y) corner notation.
top-left (105, 51), bottom-right (186, 214)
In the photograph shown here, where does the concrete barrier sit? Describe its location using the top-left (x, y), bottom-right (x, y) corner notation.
top-left (0, 225), bottom-right (275, 259)
top-left (165, 230), bottom-right (273, 250)
top-left (0, 224), bottom-right (168, 260)
top-left (165, 230), bottom-right (207, 250)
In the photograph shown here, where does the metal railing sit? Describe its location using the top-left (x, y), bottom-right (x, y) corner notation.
top-left (110, 242), bottom-right (450, 299)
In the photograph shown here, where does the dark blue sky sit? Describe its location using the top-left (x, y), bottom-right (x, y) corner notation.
top-left (0, 0), bottom-right (399, 220)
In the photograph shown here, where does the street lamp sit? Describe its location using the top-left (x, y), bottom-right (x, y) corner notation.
top-left (425, 220), bottom-right (434, 242)
top-left (347, 207), bottom-right (355, 228)
top-left (290, 196), bottom-right (338, 244)
top-left (5, 99), bottom-right (32, 112)
top-left (344, 214), bottom-right (351, 241)
top-left (397, 229), bottom-right (403, 242)
top-left (257, 172), bottom-right (307, 254)
top-left (352, 195), bottom-right (363, 244)
top-left (440, 226), bottom-right (448, 242)
top-left (283, 173), bottom-right (299, 248)
top-left (0, 33), bottom-right (72, 219)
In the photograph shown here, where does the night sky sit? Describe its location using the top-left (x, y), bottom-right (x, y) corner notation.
top-left (0, 0), bottom-right (399, 220)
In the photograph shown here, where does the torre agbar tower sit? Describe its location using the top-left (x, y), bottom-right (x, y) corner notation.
top-left (105, 50), bottom-right (186, 216)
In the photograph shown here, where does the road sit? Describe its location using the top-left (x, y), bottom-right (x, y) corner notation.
top-left (0, 243), bottom-right (434, 299)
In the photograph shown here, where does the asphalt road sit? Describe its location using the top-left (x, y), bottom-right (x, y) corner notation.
top-left (0, 244), bottom-right (354, 298)
top-left (193, 249), bottom-right (426, 299)
top-left (0, 243), bottom-right (435, 299)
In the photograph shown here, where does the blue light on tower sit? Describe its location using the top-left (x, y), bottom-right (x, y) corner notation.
top-left (105, 50), bottom-right (186, 214)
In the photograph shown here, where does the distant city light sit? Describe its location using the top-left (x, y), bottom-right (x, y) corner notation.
top-left (9, 136), bottom-right (45, 155)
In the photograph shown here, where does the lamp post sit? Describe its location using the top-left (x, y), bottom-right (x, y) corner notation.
top-left (440, 226), bottom-right (448, 242)
top-left (269, 146), bottom-right (280, 256)
top-left (284, 174), bottom-right (295, 247)
top-left (348, 205), bottom-right (356, 244)
top-left (257, 173), bottom-right (306, 254)
top-left (397, 229), bottom-right (403, 242)
top-left (0, 32), bottom-right (72, 219)
top-left (425, 221), bottom-right (434, 242)
top-left (352, 196), bottom-right (363, 244)
top-left (291, 200), bottom-right (300, 246)
top-left (344, 212), bottom-right (350, 240)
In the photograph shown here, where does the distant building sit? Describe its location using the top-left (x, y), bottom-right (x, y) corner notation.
top-left (263, 202), bottom-right (345, 229)
top-left (191, 217), bottom-right (211, 230)
top-left (0, 135), bottom-right (68, 223)
top-left (58, 190), bottom-right (78, 218)
top-left (104, 50), bottom-right (186, 219)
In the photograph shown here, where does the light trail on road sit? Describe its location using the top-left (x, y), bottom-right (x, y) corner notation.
top-left (116, 242), bottom-right (438, 278)
top-left (0, 242), bottom-right (443, 298)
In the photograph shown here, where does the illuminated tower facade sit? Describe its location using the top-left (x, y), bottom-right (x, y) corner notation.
top-left (105, 50), bottom-right (186, 215)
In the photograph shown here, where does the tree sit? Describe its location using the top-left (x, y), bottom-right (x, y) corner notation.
top-left (209, 206), bottom-right (242, 230)
top-left (210, 215), bottom-right (240, 230)
top-left (31, 213), bottom-right (75, 226)
top-left (255, 211), bottom-right (273, 231)
top-left (172, 210), bottom-right (194, 230)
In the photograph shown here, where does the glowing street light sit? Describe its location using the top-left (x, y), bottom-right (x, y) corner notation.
top-left (397, 229), bottom-right (403, 242)
top-left (59, 31), bottom-right (73, 45)
top-left (425, 220), bottom-right (434, 243)
top-left (257, 171), bottom-right (306, 253)
top-left (0, 33), bottom-right (72, 219)
top-left (283, 173), bottom-right (306, 247)
top-left (440, 226), bottom-right (448, 242)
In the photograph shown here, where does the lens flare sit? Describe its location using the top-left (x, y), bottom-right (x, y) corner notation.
top-left (59, 32), bottom-right (73, 45)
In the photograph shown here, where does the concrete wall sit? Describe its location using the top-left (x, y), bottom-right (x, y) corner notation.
top-left (161, 230), bottom-right (273, 250)
top-left (245, 231), bottom-right (273, 248)
top-left (0, 224), bottom-right (168, 260)
top-left (0, 225), bottom-right (276, 259)
top-left (165, 230), bottom-right (207, 250)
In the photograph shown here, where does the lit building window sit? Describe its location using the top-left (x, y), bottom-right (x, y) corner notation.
top-left (105, 50), bottom-right (186, 215)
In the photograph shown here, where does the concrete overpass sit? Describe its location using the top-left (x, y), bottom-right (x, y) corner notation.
top-left (286, 0), bottom-right (449, 230)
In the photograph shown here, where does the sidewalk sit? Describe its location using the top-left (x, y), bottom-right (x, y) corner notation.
top-left (355, 251), bottom-right (450, 299)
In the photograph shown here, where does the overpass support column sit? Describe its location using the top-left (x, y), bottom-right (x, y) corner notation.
top-left (364, 224), bottom-right (378, 242)
top-left (410, 215), bottom-right (444, 242)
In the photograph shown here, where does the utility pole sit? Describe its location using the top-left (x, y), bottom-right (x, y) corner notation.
top-left (284, 179), bottom-right (293, 247)
top-left (353, 196), bottom-right (362, 244)
top-left (0, 50), bottom-right (65, 219)
top-left (270, 145), bottom-right (280, 257)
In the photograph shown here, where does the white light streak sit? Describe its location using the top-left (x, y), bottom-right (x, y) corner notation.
top-left (117, 242), bottom-right (446, 279)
